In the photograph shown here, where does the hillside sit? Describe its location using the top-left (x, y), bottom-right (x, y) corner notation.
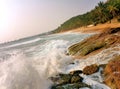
top-left (52, 0), bottom-right (120, 33)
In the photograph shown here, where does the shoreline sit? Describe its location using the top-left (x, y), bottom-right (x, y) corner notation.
top-left (59, 21), bottom-right (120, 34)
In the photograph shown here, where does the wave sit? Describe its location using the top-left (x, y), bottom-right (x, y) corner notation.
top-left (0, 38), bottom-right (41, 50)
top-left (0, 33), bottom-right (115, 89)
top-left (0, 40), bottom-right (74, 89)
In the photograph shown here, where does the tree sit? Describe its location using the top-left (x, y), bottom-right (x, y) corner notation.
top-left (94, 2), bottom-right (109, 23)
top-left (107, 4), bottom-right (119, 17)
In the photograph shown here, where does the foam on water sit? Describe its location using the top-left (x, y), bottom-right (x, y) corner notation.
top-left (32, 40), bottom-right (74, 77)
top-left (65, 44), bottom-right (120, 72)
top-left (0, 38), bottom-right (41, 50)
top-left (0, 33), bottom-right (119, 89)
top-left (0, 39), bottom-right (74, 89)
top-left (0, 54), bottom-right (52, 89)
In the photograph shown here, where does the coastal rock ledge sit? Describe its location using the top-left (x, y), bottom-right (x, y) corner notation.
top-left (68, 27), bottom-right (120, 58)
top-left (50, 27), bottom-right (120, 89)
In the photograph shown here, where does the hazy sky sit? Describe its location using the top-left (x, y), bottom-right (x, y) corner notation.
top-left (0, 0), bottom-right (106, 43)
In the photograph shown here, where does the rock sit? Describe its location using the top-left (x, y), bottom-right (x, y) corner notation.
top-left (103, 56), bottom-right (120, 89)
top-left (51, 85), bottom-right (64, 89)
top-left (83, 64), bottom-right (99, 75)
top-left (50, 72), bottom-right (83, 85)
top-left (50, 74), bottom-right (72, 85)
top-left (68, 28), bottom-right (120, 57)
top-left (105, 27), bottom-right (120, 34)
top-left (57, 74), bottom-right (72, 85)
top-left (71, 75), bottom-right (83, 83)
top-left (50, 72), bottom-right (85, 89)
top-left (69, 70), bottom-right (82, 75)
top-left (51, 83), bottom-right (91, 89)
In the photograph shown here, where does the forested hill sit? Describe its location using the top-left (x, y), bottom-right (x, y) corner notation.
top-left (52, 0), bottom-right (120, 33)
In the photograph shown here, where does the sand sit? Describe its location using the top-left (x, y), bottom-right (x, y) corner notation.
top-left (61, 20), bottom-right (120, 34)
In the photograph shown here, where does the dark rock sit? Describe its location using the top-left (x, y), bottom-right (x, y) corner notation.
top-left (51, 85), bottom-right (64, 89)
top-left (57, 74), bottom-right (71, 85)
top-left (107, 27), bottom-right (120, 34)
top-left (71, 75), bottom-right (83, 83)
top-left (50, 74), bottom-right (72, 85)
top-left (83, 64), bottom-right (99, 75)
top-left (51, 83), bottom-right (91, 89)
top-left (50, 76), bottom-right (60, 83)
top-left (69, 70), bottom-right (83, 75)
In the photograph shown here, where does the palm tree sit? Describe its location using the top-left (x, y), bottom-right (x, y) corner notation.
top-left (107, 4), bottom-right (119, 17)
top-left (94, 2), bottom-right (109, 23)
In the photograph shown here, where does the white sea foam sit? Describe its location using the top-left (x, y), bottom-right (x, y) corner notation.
top-left (0, 33), bottom-right (119, 89)
top-left (32, 40), bottom-right (74, 77)
top-left (0, 38), bottom-right (41, 50)
top-left (65, 44), bottom-right (120, 72)
top-left (63, 44), bottom-right (120, 89)
top-left (0, 40), bottom-right (74, 89)
top-left (0, 54), bottom-right (52, 89)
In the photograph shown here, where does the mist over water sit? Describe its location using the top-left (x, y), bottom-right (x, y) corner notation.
top-left (0, 32), bottom-right (117, 89)
top-left (0, 33), bottom-right (90, 89)
top-left (0, 54), bottom-right (52, 89)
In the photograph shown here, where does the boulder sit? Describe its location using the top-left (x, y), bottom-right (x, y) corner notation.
top-left (55, 74), bottom-right (72, 85)
top-left (104, 56), bottom-right (120, 89)
top-left (51, 83), bottom-right (91, 89)
top-left (71, 75), bottom-right (83, 83)
top-left (69, 70), bottom-right (82, 75)
top-left (83, 64), bottom-right (99, 75)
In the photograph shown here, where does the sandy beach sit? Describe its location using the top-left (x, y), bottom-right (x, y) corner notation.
top-left (60, 20), bottom-right (120, 34)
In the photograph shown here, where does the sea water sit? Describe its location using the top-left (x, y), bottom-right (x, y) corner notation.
top-left (0, 32), bottom-right (91, 89)
top-left (0, 32), bottom-right (119, 89)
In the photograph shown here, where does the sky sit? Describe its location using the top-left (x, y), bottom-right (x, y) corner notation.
top-left (0, 0), bottom-right (106, 43)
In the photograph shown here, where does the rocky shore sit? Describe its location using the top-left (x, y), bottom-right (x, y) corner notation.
top-left (50, 27), bottom-right (120, 89)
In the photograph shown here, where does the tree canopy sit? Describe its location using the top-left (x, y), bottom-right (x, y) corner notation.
top-left (52, 0), bottom-right (120, 33)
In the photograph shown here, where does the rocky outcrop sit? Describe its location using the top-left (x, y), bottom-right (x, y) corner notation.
top-left (51, 83), bottom-right (90, 89)
top-left (69, 70), bottom-right (82, 75)
top-left (50, 64), bottom-right (107, 89)
top-left (50, 70), bottom-right (90, 89)
top-left (83, 64), bottom-right (99, 75)
top-left (103, 56), bottom-right (120, 89)
top-left (71, 75), bottom-right (83, 83)
top-left (68, 28), bottom-right (120, 57)
top-left (50, 28), bottom-right (120, 89)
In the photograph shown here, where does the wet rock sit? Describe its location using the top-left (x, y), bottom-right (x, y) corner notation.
top-left (51, 85), bottom-right (64, 89)
top-left (71, 75), bottom-right (83, 83)
top-left (50, 74), bottom-right (72, 85)
top-left (57, 74), bottom-right (72, 85)
top-left (51, 83), bottom-right (91, 89)
top-left (104, 56), bottom-right (120, 89)
top-left (50, 72), bottom-right (83, 85)
top-left (69, 70), bottom-right (83, 75)
top-left (83, 64), bottom-right (99, 75)
top-left (68, 28), bottom-right (120, 57)
top-left (50, 71), bottom-right (86, 89)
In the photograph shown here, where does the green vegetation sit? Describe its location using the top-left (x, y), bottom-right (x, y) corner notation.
top-left (52, 0), bottom-right (120, 33)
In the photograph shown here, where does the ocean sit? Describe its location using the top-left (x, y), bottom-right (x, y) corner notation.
top-left (0, 32), bottom-right (118, 89)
